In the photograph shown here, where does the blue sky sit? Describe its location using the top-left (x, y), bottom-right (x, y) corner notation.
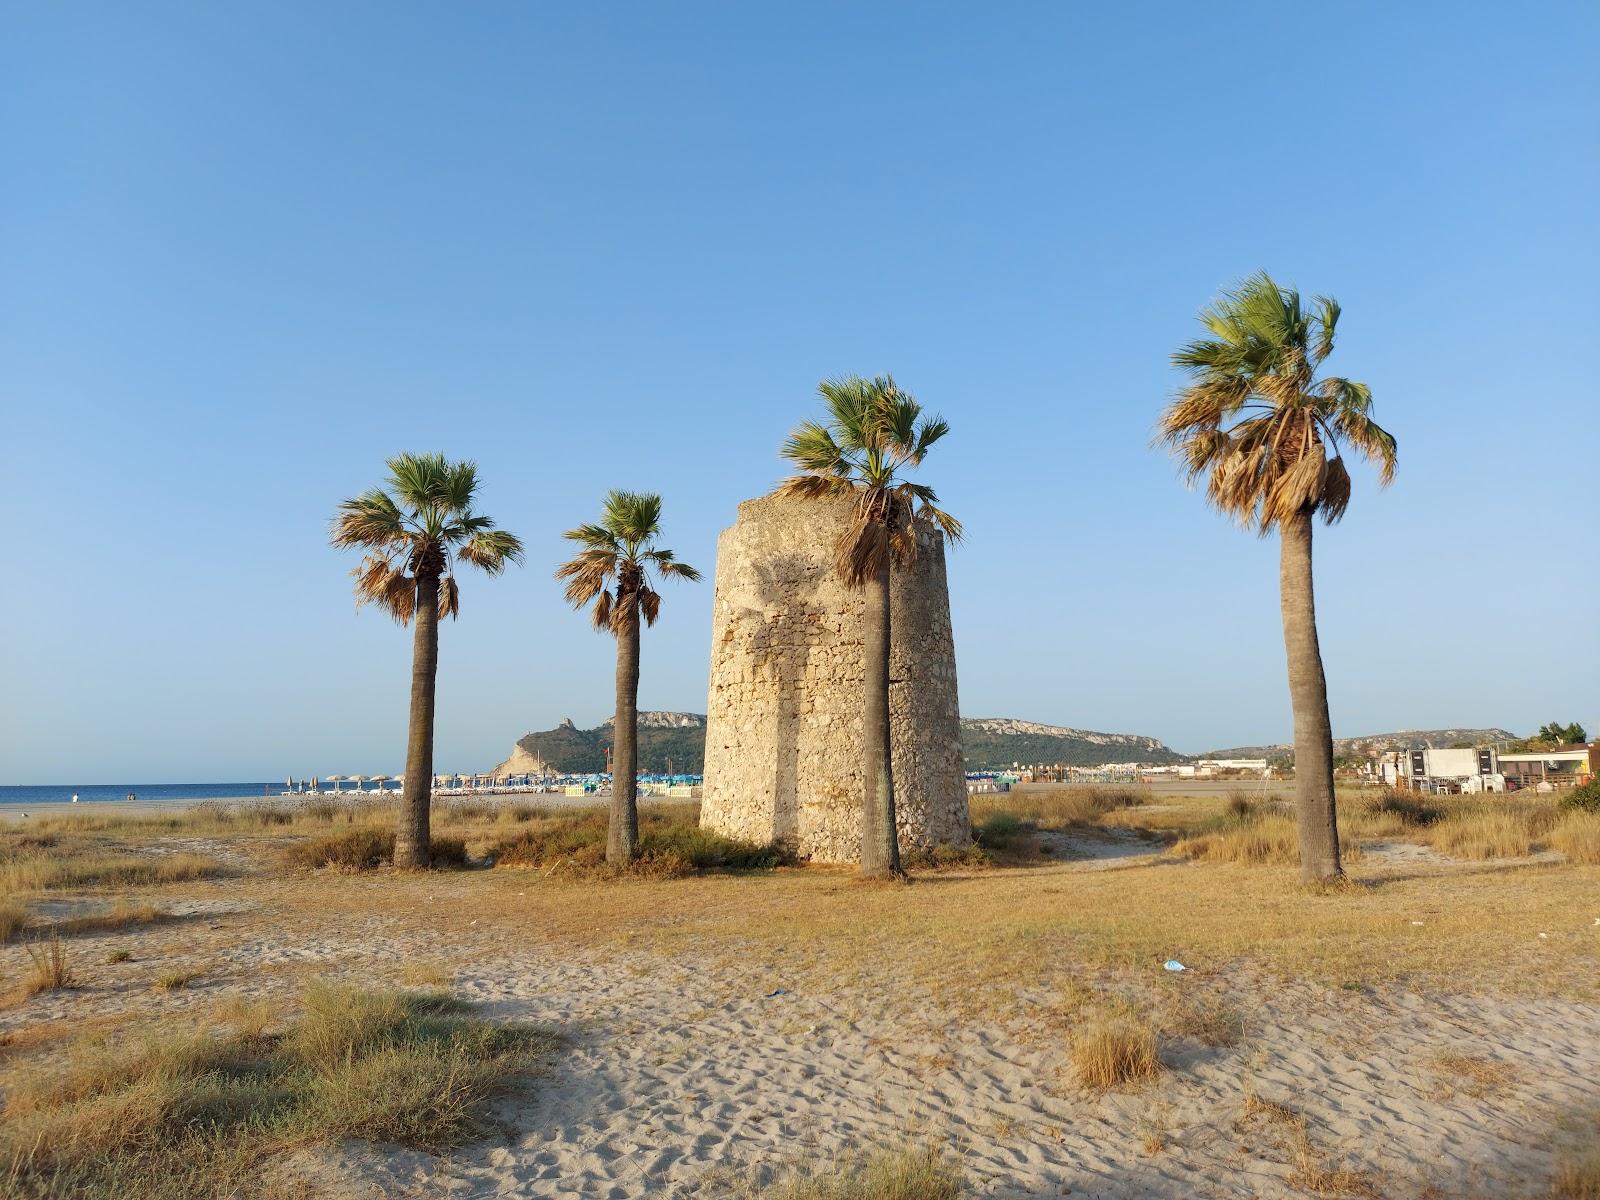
top-left (3, 2), bottom-right (1595, 782)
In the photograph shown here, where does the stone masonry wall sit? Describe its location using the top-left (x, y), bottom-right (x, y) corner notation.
top-left (699, 494), bottom-right (968, 863)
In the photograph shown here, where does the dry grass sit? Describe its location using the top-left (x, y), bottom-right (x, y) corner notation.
top-left (1551, 812), bottom-right (1600, 865)
top-left (1426, 810), bottom-right (1539, 860)
top-left (1070, 1014), bottom-right (1161, 1090)
top-left (153, 970), bottom-right (202, 991)
top-left (1426, 1051), bottom-right (1519, 1101)
top-left (54, 900), bottom-right (170, 937)
top-left (1240, 1093), bottom-right (1376, 1197)
top-left (0, 851), bottom-right (220, 894)
top-left (20, 933), bottom-right (76, 997)
top-left (282, 829), bottom-right (469, 871)
top-left (969, 785), bottom-right (1144, 830)
top-left (0, 899), bottom-right (24, 944)
top-left (710, 1145), bottom-right (962, 1199)
top-left (489, 807), bottom-right (783, 878)
top-left (0, 984), bottom-right (561, 1200)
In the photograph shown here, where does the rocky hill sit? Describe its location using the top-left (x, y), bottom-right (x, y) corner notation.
top-left (959, 718), bottom-right (1183, 768)
top-left (1200, 727), bottom-right (1520, 766)
top-left (508, 715), bottom-right (707, 775)
top-left (497, 713), bottom-right (1181, 774)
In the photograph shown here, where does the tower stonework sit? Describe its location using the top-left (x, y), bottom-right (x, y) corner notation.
top-left (699, 494), bottom-right (969, 863)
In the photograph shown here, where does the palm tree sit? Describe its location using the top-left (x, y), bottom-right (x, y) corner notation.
top-left (556, 491), bottom-right (700, 865)
top-left (331, 453), bottom-right (523, 868)
top-left (1159, 273), bottom-right (1396, 883)
top-left (776, 375), bottom-right (961, 879)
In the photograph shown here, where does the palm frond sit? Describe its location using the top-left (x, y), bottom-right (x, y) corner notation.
top-left (1160, 274), bottom-right (1393, 531)
top-left (331, 490), bottom-right (410, 550)
top-left (438, 574), bottom-right (460, 620)
top-left (457, 528), bottom-right (524, 575)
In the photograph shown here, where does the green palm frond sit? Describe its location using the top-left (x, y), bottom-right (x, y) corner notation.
top-left (331, 455), bottom-right (520, 624)
top-left (557, 490), bottom-right (699, 637)
top-left (775, 374), bottom-right (960, 585)
top-left (1159, 273), bottom-right (1396, 533)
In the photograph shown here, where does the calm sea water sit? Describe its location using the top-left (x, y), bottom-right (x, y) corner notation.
top-left (0, 783), bottom-right (283, 806)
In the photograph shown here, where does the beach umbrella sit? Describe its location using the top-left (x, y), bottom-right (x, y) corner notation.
top-left (325, 774), bottom-right (344, 794)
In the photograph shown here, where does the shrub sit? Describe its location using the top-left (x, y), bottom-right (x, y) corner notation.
top-left (1225, 791), bottom-right (1258, 821)
top-left (284, 828), bottom-right (395, 871)
top-left (490, 809), bottom-right (782, 876)
top-left (283, 830), bottom-right (469, 871)
top-left (1560, 779), bottom-right (1600, 814)
top-left (904, 842), bottom-right (992, 870)
top-left (1070, 1015), bottom-right (1161, 1090)
top-left (154, 970), bottom-right (202, 991)
top-left (1356, 788), bottom-right (1443, 827)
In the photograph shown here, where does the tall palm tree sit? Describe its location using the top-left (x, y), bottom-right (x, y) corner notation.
top-left (776, 375), bottom-right (961, 879)
top-left (1159, 273), bottom-right (1396, 883)
top-left (331, 453), bottom-right (523, 868)
top-left (556, 491), bottom-right (700, 865)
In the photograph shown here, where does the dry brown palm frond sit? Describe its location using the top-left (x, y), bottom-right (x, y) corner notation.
top-left (775, 473), bottom-right (856, 501)
top-left (638, 587), bottom-right (661, 627)
top-left (591, 589), bottom-right (613, 631)
top-left (1158, 274), bottom-right (1395, 532)
top-left (437, 575), bottom-right (460, 620)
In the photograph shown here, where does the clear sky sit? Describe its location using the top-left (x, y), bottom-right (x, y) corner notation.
top-left (3, 2), bottom-right (1595, 783)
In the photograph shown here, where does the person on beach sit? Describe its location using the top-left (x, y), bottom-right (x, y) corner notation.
top-left (71, 793), bottom-right (79, 803)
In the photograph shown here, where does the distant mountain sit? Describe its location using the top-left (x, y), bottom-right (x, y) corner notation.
top-left (496, 711), bottom-right (1181, 774)
top-left (507, 714), bottom-right (706, 774)
top-left (1200, 727), bottom-right (1520, 766)
top-left (959, 718), bottom-right (1184, 768)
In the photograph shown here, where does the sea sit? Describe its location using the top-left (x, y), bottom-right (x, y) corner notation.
top-left (0, 783), bottom-right (283, 807)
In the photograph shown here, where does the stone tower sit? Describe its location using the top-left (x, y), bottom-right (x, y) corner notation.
top-left (699, 494), bottom-right (969, 863)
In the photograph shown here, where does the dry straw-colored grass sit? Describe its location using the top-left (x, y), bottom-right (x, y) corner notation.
top-left (0, 850), bottom-right (220, 895)
top-left (0, 984), bottom-right (560, 1200)
top-left (0, 900), bottom-right (25, 944)
top-left (1070, 1014), bottom-right (1161, 1090)
top-left (1551, 812), bottom-right (1600, 865)
top-left (19, 933), bottom-right (76, 998)
top-left (711, 1145), bottom-right (962, 1200)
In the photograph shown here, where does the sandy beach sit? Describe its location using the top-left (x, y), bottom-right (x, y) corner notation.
top-left (3, 790), bottom-right (1598, 1198)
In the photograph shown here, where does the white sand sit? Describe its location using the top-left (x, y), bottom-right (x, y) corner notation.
top-left (5, 838), bottom-right (1598, 1197)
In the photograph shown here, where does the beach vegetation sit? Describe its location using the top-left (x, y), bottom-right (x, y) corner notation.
top-left (1158, 273), bottom-right (1397, 883)
top-left (1070, 1013), bottom-right (1162, 1090)
top-left (1550, 811), bottom-right (1600, 865)
top-left (1559, 778), bottom-right (1600, 814)
top-left (775, 375), bottom-right (960, 880)
top-left (283, 828), bottom-right (470, 872)
top-left (21, 932), bottom-right (76, 997)
top-left (0, 984), bottom-right (560, 1200)
top-left (711, 1144), bottom-right (962, 1200)
top-left (555, 490), bottom-right (700, 867)
top-left (490, 806), bottom-right (781, 877)
top-left (0, 900), bottom-right (24, 944)
top-left (330, 453), bottom-right (524, 870)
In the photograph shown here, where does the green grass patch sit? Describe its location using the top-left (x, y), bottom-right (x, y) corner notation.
top-left (0, 985), bottom-right (560, 1200)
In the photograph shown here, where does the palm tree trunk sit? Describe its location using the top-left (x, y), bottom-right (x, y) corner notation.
top-left (860, 544), bottom-right (902, 878)
top-left (1279, 508), bottom-right (1341, 883)
top-left (396, 573), bottom-right (439, 869)
top-left (609, 598), bottom-right (641, 865)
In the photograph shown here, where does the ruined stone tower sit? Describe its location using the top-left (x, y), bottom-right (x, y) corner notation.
top-left (699, 494), bottom-right (969, 863)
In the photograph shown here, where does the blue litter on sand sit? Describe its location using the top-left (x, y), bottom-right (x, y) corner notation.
top-left (1163, 960), bottom-right (1187, 972)
top-left (765, 989), bottom-right (786, 998)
